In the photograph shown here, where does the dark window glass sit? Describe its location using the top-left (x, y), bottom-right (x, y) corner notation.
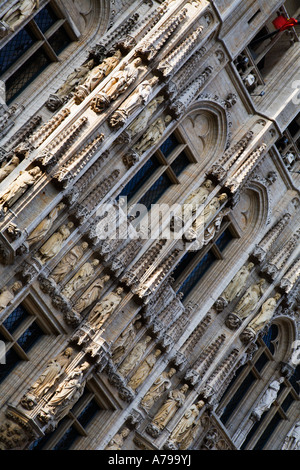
top-left (48, 27), bottom-right (71, 55)
top-left (241, 410), bottom-right (268, 449)
top-left (281, 393), bottom-right (294, 413)
top-left (170, 151), bottom-right (190, 177)
top-left (77, 399), bottom-right (99, 427)
top-left (138, 172), bottom-right (172, 210)
top-left (2, 305), bottom-right (29, 334)
top-left (0, 347), bottom-right (20, 384)
top-left (178, 250), bottom-right (217, 298)
top-left (289, 366), bottom-right (300, 394)
top-left (160, 134), bottom-right (179, 158)
top-left (53, 425), bottom-right (80, 450)
top-left (221, 371), bottom-right (256, 425)
top-left (0, 27), bottom-right (35, 75)
top-left (17, 322), bottom-right (43, 351)
top-left (119, 157), bottom-right (160, 202)
top-left (34, 5), bottom-right (58, 33)
top-left (172, 251), bottom-right (196, 282)
top-left (6, 48), bottom-right (51, 103)
top-left (262, 324), bottom-right (278, 355)
top-left (215, 228), bottom-right (233, 252)
top-left (253, 412), bottom-right (282, 450)
top-left (254, 352), bottom-right (269, 373)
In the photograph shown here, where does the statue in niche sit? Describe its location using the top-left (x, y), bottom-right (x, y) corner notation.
top-left (26, 348), bottom-right (73, 399)
top-left (221, 262), bottom-right (255, 303)
top-left (232, 278), bottom-right (266, 320)
top-left (40, 362), bottom-right (90, 422)
top-left (0, 166), bottom-right (42, 213)
top-left (169, 400), bottom-right (205, 448)
top-left (26, 202), bottom-right (65, 247)
top-left (109, 76), bottom-right (159, 128)
top-left (1, 0), bottom-right (39, 31)
top-left (38, 222), bottom-right (74, 263)
top-left (248, 293), bottom-right (281, 333)
top-left (105, 428), bottom-right (130, 450)
top-left (282, 421), bottom-right (300, 450)
top-left (128, 349), bottom-right (162, 391)
top-left (133, 115), bottom-right (172, 154)
top-left (73, 274), bottom-right (110, 314)
top-left (90, 58), bottom-right (145, 112)
top-left (126, 95), bottom-right (164, 138)
top-left (74, 50), bottom-right (122, 104)
top-left (140, 368), bottom-right (176, 413)
top-left (252, 378), bottom-right (284, 421)
top-left (192, 193), bottom-right (228, 231)
top-left (87, 286), bottom-right (124, 329)
top-left (182, 179), bottom-right (213, 222)
top-left (0, 156), bottom-right (20, 183)
top-left (111, 315), bottom-right (142, 364)
top-left (118, 336), bottom-right (152, 378)
top-left (61, 259), bottom-right (100, 299)
top-left (50, 241), bottom-right (89, 284)
top-left (152, 384), bottom-right (189, 430)
top-left (0, 281), bottom-right (22, 312)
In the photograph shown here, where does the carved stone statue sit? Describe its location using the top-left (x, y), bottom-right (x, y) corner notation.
top-left (182, 179), bottom-right (213, 222)
top-left (118, 336), bottom-right (152, 377)
top-left (73, 274), bottom-right (110, 314)
top-left (248, 293), bottom-right (281, 333)
top-left (40, 361), bottom-right (90, 422)
top-left (0, 166), bottom-right (42, 212)
top-left (91, 58), bottom-right (145, 112)
top-left (26, 202), bottom-right (65, 247)
top-left (128, 349), bottom-right (161, 391)
top-left (221, 262), bottom-right (255, 303)
top-left (87, 286), bottom-right (124, 329)
top-left (105, 427), bottom-right (130, 450)
top-left (282, 421), bottom-right (300, 450)
top-left (26, 347), bottom-right (73, 398)
top-left (111, 315), bottom-right (142, 364)
top-left (126, 95), bottom-right (164, 138)
top-left (50, 242), bottom-right (89, 284)
top-left (0, 281), bottom-right (22, 312)
top-left (169, 400), bottom-right (204, 447)
top-left (74, 50), bottom-right (122, 104)
top-left (251, 378), bottom-right (284, 421)
top-left (192, 193), bottom-right (228, 231)
top-left (1, 0), bottom-right (39, 31)
top-left (233, 278), bottom-right (265, 320)
top-left (55, 60), bottom-right (95, 99)
top-left (133, 115), bottom-right (172, 154)
top-left (140, 368), bottom-right (176, 412)
top-left (109, 76), bottom-right (159, 128)
top-left (38, 222), bottom-right (74, 263)
top-left (0, 156), bottom-right (20, 183)
top-left (61, 259), bottom-right (100, 299)
top-left (152, 384), bottom-right (189, 430)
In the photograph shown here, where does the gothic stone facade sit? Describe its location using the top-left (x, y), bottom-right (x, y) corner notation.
top-left (0, 0), bottom-right (299, 451)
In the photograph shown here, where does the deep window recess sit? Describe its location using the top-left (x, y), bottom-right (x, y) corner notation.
top-left (118, 132), bottom-right (194, 210)
top-left (0, 2), bottom-right (75, 104)
top-left (172, 220), bottom-right (235, 299)
top-left (217, 323), bottom-right (300, 450)
top-left (218, 325), bottom-right (279, 426)
top-left (29, 387), bottom-right (102, 450)
top-left (0, 304), bottom-right (45, 384)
